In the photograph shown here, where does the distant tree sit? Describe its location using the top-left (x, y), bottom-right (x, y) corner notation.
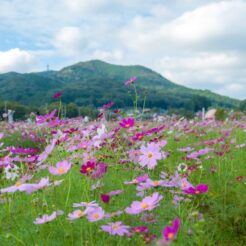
top-left (239, 99), bottom-right (246, 112)
top-left (215, 108), bottom-right (227, 121)
top-left (66, 103), bottom-right (79, 118)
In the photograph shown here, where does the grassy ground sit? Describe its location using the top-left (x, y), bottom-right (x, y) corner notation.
top-left (0, 120), bottom-right (245, 246)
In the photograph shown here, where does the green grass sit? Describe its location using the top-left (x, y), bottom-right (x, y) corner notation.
top-left (0, 122), bottom-right (245, 246)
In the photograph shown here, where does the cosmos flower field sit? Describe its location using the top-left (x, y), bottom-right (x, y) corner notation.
top-left (0, 112), bottom-right (245, 245)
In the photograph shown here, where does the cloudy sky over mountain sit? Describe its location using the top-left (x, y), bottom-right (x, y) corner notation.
top-left (0, 0), bottom-right (245, 99)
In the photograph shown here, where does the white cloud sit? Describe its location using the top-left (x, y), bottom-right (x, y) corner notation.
top-left (62, 0), bottom-right (111, 13)
top-left (91, 49), bottom-right (123, 62)
top-left (53, 26), bottom-right (86, 57)
top-left (0, 0), bottom-right (245, 99)
top-left (0, 48), bottom-right (36, 73)
top-left (120, 0), bottom-right (246, 53)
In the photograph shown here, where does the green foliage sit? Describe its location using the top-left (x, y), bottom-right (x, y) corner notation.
top-left (239, 99), bottom-right (246, 112)
top-left (0, 101), bottom-right (37, 120)
top-left (215, 108), bottom-right (227, 121)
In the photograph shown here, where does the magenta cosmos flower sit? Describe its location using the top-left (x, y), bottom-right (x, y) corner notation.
top-left (119, 118), bottom-right (135, 129)
top-left (102, 102), bottom-right (114, 109)
top-left (132, 226), bottom-right (148, 234)
top-left (125, 76), bottom-right (137, 86)
top-left (101, 221), bottom-right (130, 236)
top-left (162, 217), bottom-right (180, 243)
top-left (125, 192), bottom-right (163, 214)
top-left (100, 189), bottom-right (123, 203)
top-left (132, 131), bottom-right (146, 141)
top-left (53, 91), bottom-right (62, 99)
top-left (48, 160), bottom-right (71, 176)
top-left (184, 184), bottom-right (209, 195)
top-left (139, 142), bottom-right (162, 169)
top-left (80, 161), bottom-right (96, 175)
top-left (34, 211), bottom-right (57, 224)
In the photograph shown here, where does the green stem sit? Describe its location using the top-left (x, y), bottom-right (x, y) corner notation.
top-left (65, 170), bottom-right (72, 208)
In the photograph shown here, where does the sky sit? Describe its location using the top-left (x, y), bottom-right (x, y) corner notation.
top-left (0, 0), bottom-right (245, 99)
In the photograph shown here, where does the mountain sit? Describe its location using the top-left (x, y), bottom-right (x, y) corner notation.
top-left (0, 60), bottom-right (240, 110)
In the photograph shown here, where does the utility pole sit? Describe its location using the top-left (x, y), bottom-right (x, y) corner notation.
top-left (202, 107), bottom-right (205, 121)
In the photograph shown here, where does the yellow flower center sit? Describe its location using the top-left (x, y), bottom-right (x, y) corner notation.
top-left (93, 213), bottom-right (99, 219)
top-left (138, 135), bottom-right (143, 139)
top-left (15, 181), bottom-right (21, 187)
top-left (147, 153), bottom-right (153, 158)
top-left (112, 224), bottom-right (119, 229)
top-left (125, 124), bottom-right (130, 128)
top-left (77, 211), bottom-right (83, 217)
top-left (58, 168), bottom-right (64, 173)
top-left (168, 233), bottom-right (174, 239)
top-left (195, 190), bottom-right (200, 194)
top-left (147, 216), bottom-right (154, 221)
top-left (153, 181), bottom-right (159, 185)
top-left (135, 229), bottom-right (140, 233)
top-left (86, 167), bottom-right (91, 172)
top-left (141, 203), bottom-right (149, 209)
top-left (145, 237), bottom-right (150, 242)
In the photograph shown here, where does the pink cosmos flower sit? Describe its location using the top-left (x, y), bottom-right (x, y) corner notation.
top-left (87, 207), bottom-right (105, 222)
top-left (178, 178), bottom-right (193, 191)
top-left (37, 138), bottom-right (57, 166)
top-left (119, 118), bottom-right (135, 129)
top-left (102, 102), bottom-right (114, 109)
top-left (184, 184), bottom-right (209, 195)
top-left (162, 217), bottom-right (180, 243)
top-left (0, 177), bottom-right (50, 194)
top-left (73, 201), bottom-right (99, 209)
top-left (34, 212), bottom-right (57, 224)
top-left (125, 192), bottom-right (163, 214)
top-left (139, 142), bottom-right (162, 169)
top-left (91, 162), bottom-right (108, 180)
top-left (48, 160), bottom-right (72, 176)
top-left (145, 178), bottom-right (167, 188)
top-left (128, 149), bottom-right (140, 163)
top-left (49, 117), bottom-right (64, 128)
top-left (82, 152), bottom-right (96, 163)
top-left (125, 76), bottom-right (137, 86)
top-left (124, 173), bottom-right (149, 185)
top-left (36, 110), bottom-right (56, 124)
top-left (177, 147), bottom-right (194, 152)
top-left (101, 221), bottom-right (130, 236)
top-left (67, 208), bottom-right (92, 221)
top-left (105, 210), bottom-right (123, 218)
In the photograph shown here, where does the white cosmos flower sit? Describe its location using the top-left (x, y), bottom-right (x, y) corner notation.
top-left (4, 164), bottom-right (19, 180)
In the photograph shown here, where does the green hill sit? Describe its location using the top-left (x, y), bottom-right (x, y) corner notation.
top-left (0, 60), bottom-right (240, 109)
